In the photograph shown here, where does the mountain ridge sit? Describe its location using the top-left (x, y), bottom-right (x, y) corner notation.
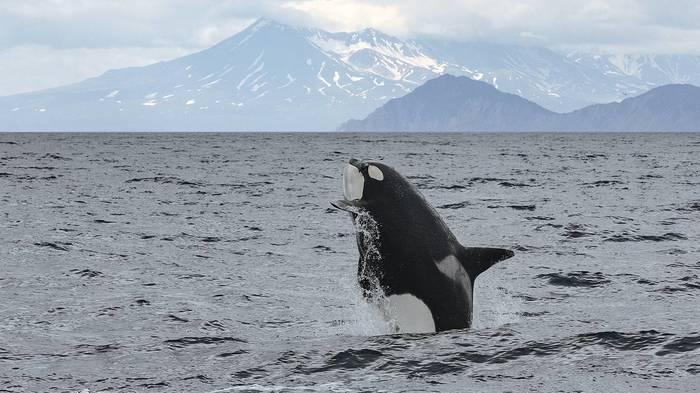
top-left (338, 74), bottom-right (700, 132)
top-left (3, 17), bottom-right (700, 131)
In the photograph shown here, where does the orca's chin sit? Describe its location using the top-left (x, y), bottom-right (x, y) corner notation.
top-left (330, 199), bottom-right (363, 213)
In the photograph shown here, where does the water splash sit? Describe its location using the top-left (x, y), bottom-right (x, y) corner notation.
top-left (342, 210), bottom-right (394, 336)
top-left (354, 210), bottom-right (383, 296)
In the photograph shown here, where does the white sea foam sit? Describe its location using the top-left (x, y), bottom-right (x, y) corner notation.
top-left (340, 211), bottom-right (394, 336)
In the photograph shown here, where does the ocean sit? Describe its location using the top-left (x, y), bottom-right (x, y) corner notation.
top-left (1, 132), bottom-right (698, 392)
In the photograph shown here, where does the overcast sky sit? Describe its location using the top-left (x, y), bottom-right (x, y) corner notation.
top-left (2, 0), bottom-right (700, 96)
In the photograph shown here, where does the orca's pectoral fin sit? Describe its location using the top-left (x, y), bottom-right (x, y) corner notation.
top-left (459, 247), bottom-right (514, 279)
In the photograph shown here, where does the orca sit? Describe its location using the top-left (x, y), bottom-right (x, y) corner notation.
top-left (332, 159), bottom-right (514, 333)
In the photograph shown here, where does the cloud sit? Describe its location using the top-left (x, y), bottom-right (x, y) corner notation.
top-left (280, 0), bottom-right (407, 34)
top-left (0, 0), bottom-right (259, 49)
top-left (276, 0), bottom-right (700, 55)
top-left (1, 0), bottom-right (700, 95)
top-left (370, 0), bottom-right (700, 53)
top-left (2, 0), bottom-right (699, 51)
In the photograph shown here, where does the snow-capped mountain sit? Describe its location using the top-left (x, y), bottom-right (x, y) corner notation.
top-left (0, 19), bottom-right (402, 131)
top-left (1, 18), bottom-right (700, 131)
top-left (0, 18), bottom-right (444, 131)
top-left (567, 52), bottom-right (700, 88)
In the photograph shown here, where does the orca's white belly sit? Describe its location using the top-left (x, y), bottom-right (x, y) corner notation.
top-left (384, 294), bottom-right (436, 333)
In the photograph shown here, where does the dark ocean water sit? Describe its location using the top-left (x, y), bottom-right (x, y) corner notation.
top-left (1, 132), bottom-right (699, 392)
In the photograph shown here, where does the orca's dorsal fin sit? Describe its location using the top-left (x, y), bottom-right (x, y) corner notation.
top-left (458, 246), bottom-right (514, 280)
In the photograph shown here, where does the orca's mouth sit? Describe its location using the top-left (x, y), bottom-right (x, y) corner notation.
top-left (330, 199), bottom-right (363, 213)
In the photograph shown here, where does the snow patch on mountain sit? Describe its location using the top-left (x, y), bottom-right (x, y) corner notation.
top-left (307, 29), bottom-right (444, 77)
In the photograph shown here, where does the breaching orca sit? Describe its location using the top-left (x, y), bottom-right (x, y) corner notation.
top-left (332, 159), bottom-right (514, 333)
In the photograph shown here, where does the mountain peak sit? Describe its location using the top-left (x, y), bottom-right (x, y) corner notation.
top-left (251, 17), bottom-right (271, 26)
top-left (240, 17), bottom-right (291, 34)
top-left (356, 26), bottom-right (397, 42)
top-left (212, 17), bottom-right (296, 50)
top-left (339, 74), bottom-right (553, 131)
top-left (359, 27), bottom-right (381, 35)
top-left (419, 74), bottom-right (497, 92)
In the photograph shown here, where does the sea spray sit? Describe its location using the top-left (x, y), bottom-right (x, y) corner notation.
top-left (342, 210), bottom-right (395, 335)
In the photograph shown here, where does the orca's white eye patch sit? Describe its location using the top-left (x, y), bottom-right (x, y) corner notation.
top-left (343, 164), bottom-right (364, 200)
top-left (368, 165), bottom-right (384, 181)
